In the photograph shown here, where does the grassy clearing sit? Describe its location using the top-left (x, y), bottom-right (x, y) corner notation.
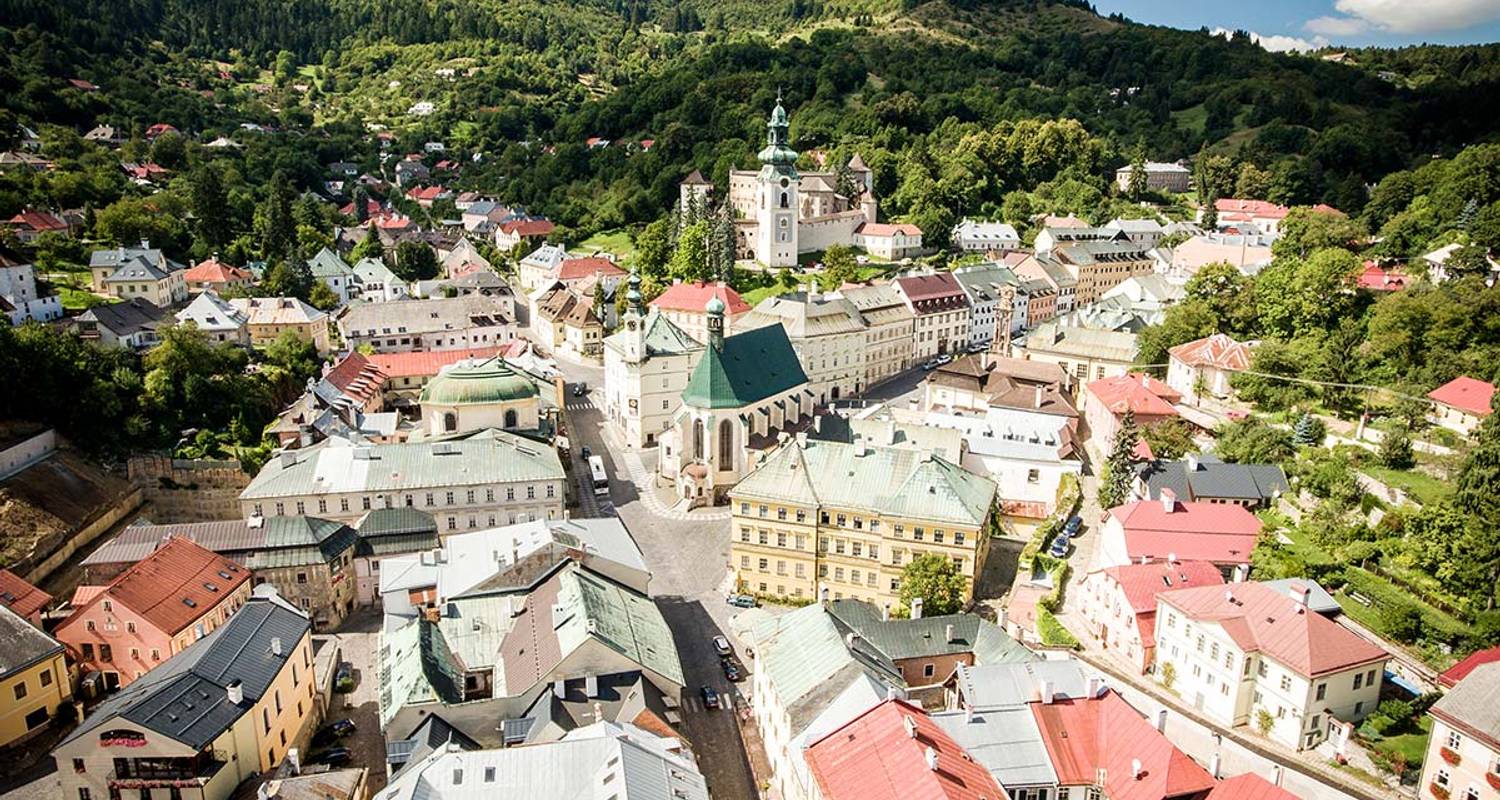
top-left (1359, 464), bottom-right (1451, 506)
top-left (1372, 715), bottom-right (1431, 770)
top-left (56, 285), bottom-right (116, 311)
top-left (576, 229), bottom-right (636, 265)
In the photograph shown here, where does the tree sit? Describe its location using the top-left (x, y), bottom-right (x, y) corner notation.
top-left (350, 230), bottom-right (384, 262)
top-left (1292, 413), bottom-right (1325, 446)
top-left (667, 220), bottom-right (712, 282)
top-left (1444, 245), bottom-right (1492, 279)
top-left (897, 553), bottom-right (967, 616)
top-left (1214, 417), bottom-right (1294, 464)
top-left (393, 241), bottom-right (440, 282)
top-left (1378, 429), bottom-right (1414, 469)
top-left (1127, 143), bottom-right (1148, 200)
top-left (1099, 410), bottom-right (1140, 509)
top-left (264, 258), bottom-right (313, 300)
top-left (307, 281), bottom-right (341, 311)
top-left (258, 171), bottom-right (297, 263)
top-left (149, 131), bottom-right (186, 170)
top-left (188, 162), bottom-right (233, 250)
top-left (821, 244), bottom-right (858, 288)
top-left (634, 218), bottom-right (673, 281)
top-left (1142, 419), bottom-right (1195, 461)
top-left (1272, 207), bottom-right (1368, 260)
top-left (1455, 392), bottom-right (1500, 522)
top-left (1235, 163), bottom-right (1272, 199)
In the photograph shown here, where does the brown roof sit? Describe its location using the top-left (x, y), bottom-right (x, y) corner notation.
top-left (69, 538), bottom-right (251, 635)
top-left (927, 354), bottom-right (1075, 415)
top-left (499, 569), bottom-right (565, 693)
top-left (536, 285), bottom-right (601, 328)
top-left (0, 569), bottom-right (52, 620)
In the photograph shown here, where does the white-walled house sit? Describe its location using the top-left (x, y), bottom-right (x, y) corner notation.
top-left (1167, 333), bottom-right (1253, 404)
top-left (1079, 560), bottom-right (1223, 674)
top-left (1154, 580), bottom-right (1388, 752)
top-left (1418, 663), bottom-right (1500, 800)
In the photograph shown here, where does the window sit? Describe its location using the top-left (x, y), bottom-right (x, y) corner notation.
top-left (1353, 672), bottom-right (1363, 690)
top-left (1435, 770), bottom-right (1450, 789)
top-left (12, 682), bottom-right (25, 700)
top-left (126, 621), bottom-right (135, 634)
top-left (485, 767), bottom-right (496, 783)
top-left (954, 532), bottom-right (965, 546)
top-left (296, 572), bottom-right (308, 584)
top-left (1366, 668), bottom-right (1377, 687)
top-left (1280, 675), bottom-right (1292, 692)
top-left (923, 664), bottom-right (936, 678)
top-left (453, 769), bottom-right (464, 785)
top-left (99, 644), bottom-right (112, 662)
top-left (81, 643), bottom-right (94, 659)
top-left (1315, 683), bottom-right (1327, 701)
top-left (263, 708), bottom-right (271, 733)
top-left (1448, 731), bottom-right (1463, 750)
top-left (78, 790), bottom-right (91, 800)
top-left (40, 669), bottom-right (52, 687)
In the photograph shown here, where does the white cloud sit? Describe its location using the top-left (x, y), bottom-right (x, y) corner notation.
top-left (1313, 0), bottom-right (1500, 35)
top-left (1211, 26), bottom-right (1330, 53)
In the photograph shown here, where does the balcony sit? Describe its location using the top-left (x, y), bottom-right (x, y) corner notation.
top-left (107, 753), bottom-right (227, 789)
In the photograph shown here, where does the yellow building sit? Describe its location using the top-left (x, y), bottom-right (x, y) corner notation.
top-left (728, 436), bottom-right (997, 608)
top-left (53, 587), bottom-right (319, 800)
top-left (0, 604), bottom-right (71, 748)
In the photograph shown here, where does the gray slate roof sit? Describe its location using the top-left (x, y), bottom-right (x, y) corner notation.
top-left (1135, 454), bottom-right (1288, 503)
top-left (83, 516), bottom-right (358, 570)
top-left (1431, 662), bottom-right (1500, 748)
top-left (0, 603), bottom-right (63, 676)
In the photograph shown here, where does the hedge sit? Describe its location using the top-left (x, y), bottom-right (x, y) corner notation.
top-left (1037, 607), bottom-right (1079, 648)
top-left (1340, 568), bottom-right (1473, 647)
top-left (1018, 472), bottom-right (1082, 571)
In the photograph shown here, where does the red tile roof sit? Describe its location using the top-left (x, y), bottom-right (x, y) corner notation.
top-left (6, 208), bottom-right (68, 233)
top-left (365, 347), bottom-right (503, 379)
top-left (183, 257), bottom-right (252, 284)
top-left (1168, 335), bottom-right (1251, 371)
top-left (649, 281), bottom-right (752, 315)
top-left (1427, 376), bottom-right (1495, 417)
top-left (558, 257), bottom-right (626, 282)
top-left (807, 699), bottom-right (1005, 800)
top-left (1160, 581), bottom-right (1387, 677)
top-left (1099, 561), bottom-right (1224, 650)
top-left (341, 198), bottom-right (385, 217)
top-left (1356, 262), bottom-right (1410, 292)
top-left (322, 351), bottom-right (388, 405)
top-left (1032, 690), bottom-right (1214, 800)
top-left (1205, 774), bottom-right (1301, 800)
top-left (860, 222), bottom-right (923, 237)
top-left (68, 538), bottom-right (250, 635)
top-left (1440, 645), bottom-right (1500, 688)
top-left (0, 569), bottom-right (52, 621)
top-left (1214, 199), bottom-right (1289, 220)
top-left (499, 218), bottom-right (555, 237)
top-left (1109, 500), bottom-right (1262, 565)
top-left (405, 185), bottom-right (449, 201)
top-left (1087, 374), bottom-right (1182, 419)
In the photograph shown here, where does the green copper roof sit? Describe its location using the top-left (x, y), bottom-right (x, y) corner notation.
top-left (418, 358), bottom-right (540, 405)
top-left (642, 311), bottom-right (702, 356)
top-left (759, 96), bottom-right (798, 167)
top-left (681, 324), bottom-right (807, 409)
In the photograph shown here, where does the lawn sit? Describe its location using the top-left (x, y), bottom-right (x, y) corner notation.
top-left (1371, 715), bottom-right (1431, 772)
top-left (1358, 463), bottom-right (1451, 506)
top-left (56, 285), bottom-right (116, 311)
top-left (576, 229), bottom-right (636, 266)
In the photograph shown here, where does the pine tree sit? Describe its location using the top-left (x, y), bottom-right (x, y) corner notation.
top-left (1455, 393), bottom-right (1500, 521)
top-left (1458, 197), bottom-right (1479, 231)
top-left (259, 170), bottom-right (297, 263)
top-left (1128, 143), bottom-right (1149, 200)
top-left (1292, 413), bottom-right (1324, 446)
top-left (1099, 409), bottom-right (1140, 509)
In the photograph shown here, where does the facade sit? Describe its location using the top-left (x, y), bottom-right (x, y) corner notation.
top-left (740, 291), bottom-right (868, 404)
top-left (1052, 240), bottom-right (1156, 307)
top-left (648, 280), bottom-right (752, 342)
top-left (532, 283), bottom-right (604, 358)
top-left (229, 297), bottom-right (332, 354)
top-left (53, 589), bottom-right (317, 800)
top-left (57, 538), bottom-right (254, 690)
top-left (352, 509), bottom-right (440, 607)
top-left (894, 272), bottom-right (970, 360)
top-left (1418, 663), bottom-right (1500, 800)
top-left (516, 244), bottom-right (568, 294)
top-left (352, 257), bottom-right (409, 302)
top-left (1014, 254), bottom-right (1079, 316)
top-left (1428, 376), bottom-right (1495, 437)
top-left (79, 517), bottom-right (360, 630)
top-left (176, 291), bottom-right (250, 345)
top-left (1154, 580), bottom-right (1389, 751)
top-left (89, 244), bottom-right (188, 307)
top-left (338, 296), bottom-right (515, 354)
top-left (493, 217), bottom-right (555, 252)
top-left (729, 436), bottom-right (997, 606)
top-left (658, 299), bottom-right (811, 504)
top-left (0, 604), bottom-right (70, 748)
top-left (839, 283), bottom-right (916, 386)
top-left (1098, 496), bottom-right (1263, 575)
top-left (952, 264), bottom-right (1027, 349)
top-left (1018, 323), bottom-right (1139, 386)
top-left (854, 223), bottom-right (924, 260)
top-left (604, 279), bottom-right (705, 448)
top-left (1115, 162), bottom-right (1192, 193)
top-left (1079, 560), bottom-right (1224, 673)
top-left (1213, 199), bottom-right (1291, 237)
top-left (1167, 334), bottom-right (1253, 403)
top-left (0, 250), bottom-right (64, 324)
top-left (1081, 373), bottom-right (1182, 453)
top-left (419, 357), bottom-right (542, 436)
top-left (951, 219), bottom-right (1021, 253)
top-left (308, 247), bottom-right (357, 305)
top-left (240, 428), bottom-right (567, 532)
top-left (74, 298), bottom-right (166, 349)
top-left (182, 257), bottom-right (254, 295)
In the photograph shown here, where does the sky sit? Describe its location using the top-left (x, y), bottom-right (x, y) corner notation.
top-left (1092, 0), bottom-right (1500, 52)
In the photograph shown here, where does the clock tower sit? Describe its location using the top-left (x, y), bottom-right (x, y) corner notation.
top-left (755, 92), bottom-right (800, 267)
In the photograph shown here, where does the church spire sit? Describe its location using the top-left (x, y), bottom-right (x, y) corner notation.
top-left (626, 268), bottom-right (644, 317)
top-left (758, 92), bottom-right (797, 169)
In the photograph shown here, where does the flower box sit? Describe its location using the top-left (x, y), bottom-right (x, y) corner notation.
top-left (1485, 773), bottom-right (1500, 791)
top-left (1440, 747), bottom-right (1461, 766)
top-left (1430, 783), bottom-right (1450, 800)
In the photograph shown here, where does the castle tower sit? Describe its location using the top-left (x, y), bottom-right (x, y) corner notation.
top-left (621, 269), bottom-right (646, 364)
top-left (755, 92), bottom-right (800, 267)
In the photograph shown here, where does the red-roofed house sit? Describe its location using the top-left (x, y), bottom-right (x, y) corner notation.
top-left (558, 256), bottom-right (627, 284)
top-left (1204, 774), bottom-right (1300, 800)
top-left (494, 217), bottom-right (555, 251)
top-left (1427, 376), bottom-right (1495, 436)
top-left (895, 272), bottom-right (970, 360)
top-left (3, 209), bottom-right (69, 243)
top-left (144, 123), bottom-right (178, 140)
top-left (1213, 199), bottom-right (1290, 236)
top-left (1356, 261), bottom-right (1410, 293)
top-left (1166, 334), bottom-right (1253, 404)
top-left (54, 538), bottom-right (253, 690)
top-left (1082, 373), bottom-right (1182, 454)
top-left (404, 185), bottom-right (452, 208)
top-left (1081, 560), bottom-right (1225, 673)
top-left (1154, 580), bottom-right (1388, 751)
top-left (806, 698), bottom-right (1005, 800)
top-left (1439, 645), bottom-right (1500, 688)
top-left (855, 222), bottom-right (924, 260)
top-left (1032, 689), bottom-right (1216, 800)
top-left (1099, 495), bottom-right (1261, 574)
top-left (182, 256), bottom-right (254, 294)
top-left (366, 347), bottom-right (503, 405)
top-left (0, 569), bottom-right (52, 626)
top-left (649, 281), bottom-right (752, 342)
top-left (320, 351), bottom-right (388, 414)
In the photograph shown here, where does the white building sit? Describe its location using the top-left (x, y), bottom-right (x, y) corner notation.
top-left (603, 276), bottom-right (705, 449)
top-left (0, 253), bottom-right (62, 324)
top-left (175, 291), bottom-right (249, 345)
top-left (1114, 161), bottom-right (1191, 193)
top-left (950, 219), bottom-right (1021, 253)
top-left (308, 247), bottom-right (357, 306)
top-left (352, 257), bottom-right (409, 302)
top-left (1418, 664), bottom-right (1500, 800)
top-left (338, 295), bottom-right (516, 353)
top-left (1166, 333), bottom-right (1253, 403)
top-left (893, 272), bottom-right (970, 360)
top-left (1154, 580), bottom-right (1388, 751)
top-left (951, 263), bottom-right (1026, 350)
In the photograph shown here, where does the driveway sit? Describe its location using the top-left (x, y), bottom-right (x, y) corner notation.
top-left (318, 609), bottom-right (389, 796)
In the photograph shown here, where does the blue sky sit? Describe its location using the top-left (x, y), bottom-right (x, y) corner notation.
top-left (1093, 0), bottom-right (1500, 51)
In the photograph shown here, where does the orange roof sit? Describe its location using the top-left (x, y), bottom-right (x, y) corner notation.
top-left (1108, 500), bottom-right (1262, 565)
top-left (558, 257), bottom-right (626, 282)
top-left (365, 347), bottom-right (503, 379)
top-left (1428, 376), bottom-right (1495, 417)
top-left (860, 222), bottom-right (923, 237)
top-left (499, 218), bottom-right (554, 237)
top-left (1159, 581), bottom-right (1388, 677)
top-left (6, 208), bottom-right (68, 233)
top-left (1087, 373), bottom-right (1181, 418)
top-left (66, 538), bottom-right (250, 635)
top-left (322, 351), bottom-right (388, 405)
top-left (0, 569), bottom-right (52, 620)
top-left (1441, 645), bottom-right (1500, 688)
top-left (70, 585), bottom-right (105, 608)
top-left (649, 281), bottom-right (751, 314)
top-left (1206, 774), bottom-right (1301, 800)
top-left (1168, 334), bottom-right (1251, 371)
top-left (806, 699), bottom-right (1005, 800)
top-left (1214, 199), bottom-right (1289, 220)
top-left (183, 257), bottom-right (252, 284)
top-left (1033, 690), bottom-right (1215, 800)
top-left (1098, 561), bottom-right (1224, 650)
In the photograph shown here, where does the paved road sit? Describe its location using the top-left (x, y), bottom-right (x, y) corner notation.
top-left (553, 356), bottom-right (756, 800)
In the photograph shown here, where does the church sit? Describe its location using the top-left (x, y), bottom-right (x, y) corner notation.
top-left (680, 95), bottom-right (879, 267)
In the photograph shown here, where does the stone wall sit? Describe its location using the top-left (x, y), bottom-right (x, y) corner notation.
top-left (127, 456), bottom-right (250, 523)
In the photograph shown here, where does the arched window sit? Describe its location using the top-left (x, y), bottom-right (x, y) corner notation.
top-left (780, 191), bottom-right (789, 209)
top-left (443, 412), bottom-right (457, 432)
top-left (718, 419), bottom-right (734, 466)
top-left (504, 409), bottom-right (518, 428)
top-left (692, 419), bottom-right (705, 461)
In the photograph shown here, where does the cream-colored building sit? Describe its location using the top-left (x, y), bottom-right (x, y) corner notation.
top-left (0, 605), bottom-right (70, 748)
top-left (728, 436), bottom-right (997, 607)
top-left (838, 284), bottom-right (915, 386)
top-left (893, 273), bottom-right (970, 361)
top-left (52, 589), bottom-right (318, 800)
top-left (1154, 580), bottom-right (1388, 752)
top-left (1419, 663), bottom-right (1500, 800)
top-left (647, 281), bottom-right (752, 343)
top-left (740, 290), bottom-right (868, 405)
top-left (90, 244), bottom-right (188, 308)
top-left (1016, 323), bottom-right (1139, 385)
top-left (229, 297), bottom-right (332, 354)
top-left (418, 356), bottom-right (541, 437)
top-left (603, 276), bottom-right (705, 448)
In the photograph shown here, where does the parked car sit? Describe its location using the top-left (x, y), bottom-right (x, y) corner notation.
top-left (700, 686), bottom-right (720, 709)
top-left (333, 662), bottom-right (354, 693)
top-left (936, 353), bottom-right (953, 365)
top-left (1063, 516), bottom-right (1083, 537)
top-left (726, 593), bottom-right (757, 608)
top-left (922, 359), bottom-right (941, 371)
top-left (1048, 534), bottom-right (1070, 558)
top-left (311, 746), bottom-right (352, 766)
top-left (311, 718), bottom-right (357, 747)
top-left (580, 445), bottom-right (591, 459)
top-left (573, 383), bottom-right (587, 397)
top-left (712, 635), bottom-right (732, 657)
top-left (722, 660), bottom-right (742, 681)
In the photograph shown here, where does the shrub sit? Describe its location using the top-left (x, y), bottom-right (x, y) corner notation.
top-left (1256, 708), bottom-right (1275, 735)
top-left (1379, 429), bottom-right (1415, 469)
top-left (1036, 608), bottom-right (1079, 649)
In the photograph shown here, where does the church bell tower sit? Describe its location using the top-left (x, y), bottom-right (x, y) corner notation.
top-left (755, 91), bottom-right (800, 268)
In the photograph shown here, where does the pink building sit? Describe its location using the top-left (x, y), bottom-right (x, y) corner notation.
top-left (1080, 560), bottom-right (1224, 673)
top-left (1098, 493), bottom-right (1263, 577)
top-left (55, 538), bottom-right (252, 691)
top-left (1081, 372), bottom-right (1181, 453)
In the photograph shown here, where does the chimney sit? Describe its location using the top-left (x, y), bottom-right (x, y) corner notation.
top-left (1087, 676), bottom-right (1102, 698)
top-left (1139, 373), bottom-right (1149, 387)
top-left (1159, 488), bottom-right (1176, 513)
top-left (1186, 453), bottom-right (1199, 472)
top-left (1167, 552), bottom-right (1178, 565)
top-left (139, 238), bottom-right (151, 250)
top-left (813, 415), bottom-right (823, 433)
top-left (820, 586), bottom-right (830, 605)
top-left (945, 623), bottom-right (955, 643)
top-left (593, 702), bottom-right (603, 721)
top-left (925, 746), bottom-right (939, 772)
top-left (903, 715), bottom-right (918, 739)
top-left (1034, 385), bottom-right (1044, 408)
top-left (1289, 582), bottom-right (1311, 607)
top-left (910, 597), bottom-right (924, 619)
top-left (287, 747), bottom-right (300, 776)
top-left (1209, 753), bottom-right (1221, 779)
top-left (585, 675), bottom-right (599, 697)
top-left (226, 680), bottom-right (244, 705)
top-left (886, 419), bottom-right (898, 446)
top-left (271, 637), bottom-right (283, 656)
top-left (795, 431), bottom-right (808, 447)
top-left (882, 604), bottom-right (890, 622)
top-left (552, 680), bottom-right (565, 699)
top-left (965, 704), bottom-right (975, 723)
top-left (1155, 709), bottom-right (1168, 732)
top-left (887, 686), bottom-right (899, 702)
top-left (1040, 680), bottom-right (1055, 704)
top-left (845, 632), bottom-right (860, 649)
top-left (1271, 765), bottom-right (1283, 785)
top-left (1131, 759), bottom-right (1143, 780)
top-left (1231, 564), bottom-right (1249, 583)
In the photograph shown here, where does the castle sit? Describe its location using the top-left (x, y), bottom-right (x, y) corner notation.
top-left (680, 95), bottom-right (877, 267)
